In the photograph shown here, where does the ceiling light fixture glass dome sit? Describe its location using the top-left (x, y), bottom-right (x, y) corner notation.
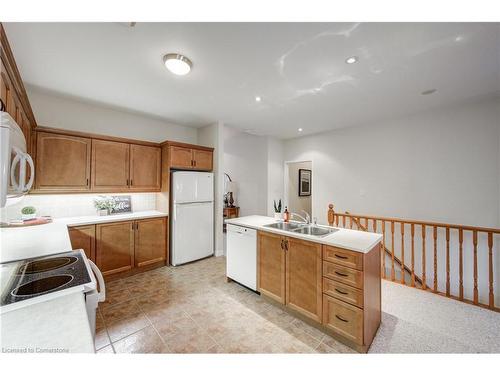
top-left (163, 53), bottom-right (192, 76)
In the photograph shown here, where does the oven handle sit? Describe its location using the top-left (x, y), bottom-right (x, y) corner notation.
top-left (88, 260), bottom-right (106, 303)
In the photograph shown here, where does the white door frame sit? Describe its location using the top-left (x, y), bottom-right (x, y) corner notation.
top-left (283, 159), bottom-right (314, 219)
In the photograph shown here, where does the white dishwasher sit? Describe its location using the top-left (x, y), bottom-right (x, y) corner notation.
top-left (226, 224), bottom-right (257, 291)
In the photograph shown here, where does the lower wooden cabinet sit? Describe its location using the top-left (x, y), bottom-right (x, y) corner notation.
top-left (68, 225), bottom-right (96, 262)
top-left (96, 221), bottom-right (135, 276)
top-left (286, 237), bottom-right (322, 322)
top-left (258, 231), bottom-right (286, 303)
top-left (258, 232), bottom-right (322, 322)
top-left (323, 294), bottom-right (363, 344)
top-left (73, 217), bottom-right (168, 277)
top-left (135, 217), bottom-right (167, 268)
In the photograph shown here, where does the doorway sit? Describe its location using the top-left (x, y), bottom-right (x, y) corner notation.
top-left (284, 160), bottom-right (313, 218)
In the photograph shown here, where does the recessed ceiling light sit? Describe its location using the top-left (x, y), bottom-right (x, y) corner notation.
top-left (345, 56), bottom-right (358, 64)
top-left (163, 53), bottom-right (192, 76)
top-left (455, 35), bottom-right (464, 42)
top-left (298, 128), bottom-right (303, 132)
top-left (421, 89), bottom-right (437, 95)
top-left (255, 96), bottom-right (262, 102)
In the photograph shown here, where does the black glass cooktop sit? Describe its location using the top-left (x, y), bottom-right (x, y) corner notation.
top-left (0, 251), bottom-right (91, 307)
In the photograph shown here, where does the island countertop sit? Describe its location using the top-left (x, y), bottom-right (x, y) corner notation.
top-left (225, 215), bottom-right (382, 253)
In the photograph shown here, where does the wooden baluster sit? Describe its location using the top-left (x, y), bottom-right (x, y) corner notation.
top-left (365, 217), bottom-right (369, 231)
top-left (349, 216), bottom-right (353, 229)
top-left (488, 232), bottom-right (494, 308)
top-left (327, 204), bottom-right (334, 226)
top-left (459, 229), bottom-right (464, 300)
top-left (335, 215), bottom-right (339, 226)
top-left (433, 226), bottom-right (438, 292)
top-left (446, 227), bottom-right (450, 296)
top-left (473, 230), bottom-right (478, 304)
top-left (391, 221), bottom-right (395, 281)
top-left (342, 215), bottom-right (346, 228)
top-left (400, 223), bottom-right (405, 284)
top-left (411, 223), bottom-right (415, 287)
top-left (382, 221), bottom-right (386, 279)
top-left (422, 224), bottom-right (427, 290)
top-left (373, 219), bottom-right (377, 233)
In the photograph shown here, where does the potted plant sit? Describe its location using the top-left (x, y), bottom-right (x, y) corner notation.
top-left (94, 196), bottom-right (116, 216)
top-left (21, 206), bottom-right (37, 221)
top-left (273, 199), bottom-right (282, 220)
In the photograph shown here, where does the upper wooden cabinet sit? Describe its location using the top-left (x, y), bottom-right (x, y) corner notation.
top-left (286, 237), bottom-right (322, 322)
top-left (258, 231), bottom-right (286, 304)
top-left (130, 144), bottom-right (161, 190)
top-left (167, 143), bottom-right (214, 171)
top-left (135, 217), bottom-right (167, 267)
top-left (35, 132), bottom-right (91, 191)
top-left (92, 139), bottom-right (130, 191)
top-left (33, 128), bottom-right (162, 193)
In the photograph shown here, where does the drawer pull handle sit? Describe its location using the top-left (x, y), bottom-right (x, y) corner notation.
top-left (335, 314), bottom-right (349, 323)
top-left (334, 271), bottom-right (348, 277)
top-left (334, 254), bottom-right (349, 260)
top-left (334, 288), bottom-right (348, 295)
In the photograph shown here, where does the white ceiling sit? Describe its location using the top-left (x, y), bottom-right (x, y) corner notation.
top-left (4, 22), bottom-right (500, 139)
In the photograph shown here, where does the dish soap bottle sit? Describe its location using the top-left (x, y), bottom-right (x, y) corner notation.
top-left (284, 206), bottom-right (290, 222)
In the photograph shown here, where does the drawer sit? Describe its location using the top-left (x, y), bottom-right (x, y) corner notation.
top-left (323, 294), bottom-right (363, 345)
top-left (323, 261), bottom-right (363, 289)
top-left (323, 278), bottom-right (364, 308)
top-left (323, 245), bottom-right (363, 270)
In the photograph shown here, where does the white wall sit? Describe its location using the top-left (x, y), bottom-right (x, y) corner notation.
top-left (223, 126), bottom-right (268, 217)
top-left (27, 86), bottom-right (198, 143)
top-left (284, 97), bottom-right (500, 228)
top-left (286, 161), bottom-right (312, 216)
top-left (266, 137), bottom-right (284, 216)
top-left (198, 122), bottom-right (225, 257)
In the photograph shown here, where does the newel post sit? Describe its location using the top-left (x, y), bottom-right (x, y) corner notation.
top-left (328, 204), bottom-right (335, 226)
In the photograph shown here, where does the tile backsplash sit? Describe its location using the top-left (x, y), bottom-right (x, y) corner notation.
top-left (0, 193), bottom-right (158, 222)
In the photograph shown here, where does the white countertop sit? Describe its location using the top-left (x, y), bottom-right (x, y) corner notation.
top-left (1, 292), bottom-right (95, 353)
top-left (225, 215), bottom-right (382, 253)
top-left (55, 210), bottom-right (168, 227)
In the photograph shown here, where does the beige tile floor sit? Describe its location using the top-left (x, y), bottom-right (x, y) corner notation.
top-left (96, 256), bottom-right (355, 354)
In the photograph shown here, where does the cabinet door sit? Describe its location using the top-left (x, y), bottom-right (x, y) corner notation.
top-left (285, 237), bottom-right (323, 322)
top-left (35, 132), bottom-right (91, 191)
top-left (68, 225), bottom-right (96, 262)
top-left (130, 144), bottom-right (161, 191)
top-left (92, 139), bottom-right (130, 191)
top-left (135, 217), bottom-right (167, 268)
top-left (96, 221), bottom-right (134, 276)
top-left (258, 231), bottom-right (286, 303)
top-left (169, 146), bottom-right (193, 169)
top-left (192, 149), bottom-right (213, 171)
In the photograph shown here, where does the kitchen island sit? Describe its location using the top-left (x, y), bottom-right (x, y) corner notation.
top-left (225, 215), bottom-right (383, 353)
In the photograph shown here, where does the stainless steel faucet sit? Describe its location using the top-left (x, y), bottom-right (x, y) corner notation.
top-left (290, 210), bottom-right (311, 224)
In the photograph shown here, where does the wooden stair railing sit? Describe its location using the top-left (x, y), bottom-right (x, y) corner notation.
top-left (346, 212), bottom-right (430, 289)
top-left (327, 204), bottom-right (499, 312)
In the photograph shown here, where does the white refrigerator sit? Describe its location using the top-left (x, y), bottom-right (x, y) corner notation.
top-left (171, 171), bottom-right (214, 266)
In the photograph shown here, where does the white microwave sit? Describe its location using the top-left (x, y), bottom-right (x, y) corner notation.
top-left (0, 111), bottom-right (35, 208)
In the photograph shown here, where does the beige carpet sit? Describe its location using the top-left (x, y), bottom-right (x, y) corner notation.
top-left (369, 280), bottom-right (500, 353)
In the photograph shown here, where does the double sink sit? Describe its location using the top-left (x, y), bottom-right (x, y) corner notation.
top-left (264, 221), bottom-right (338, 237)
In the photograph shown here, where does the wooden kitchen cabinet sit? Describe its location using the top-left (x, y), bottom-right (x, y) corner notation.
top-left (286, 237), bottom-right (322, 322)
top-left (96, 221), bottom-right (135, 276)
top-left (68, 225), bottom-right (96, 262)
top-left (130, 144), bottom-right (161, 190)
top-left (134, 217), bottom-right (167, 268)
top-left (92, 139), bottom-right (130, 191)
top-left (169, 146), bottom-right (194, 169)
top-left (258, 231), bottom-right (286, 303)
top-left (35, 132), bottom-right (91, 191)
top-left (192, 149), bottom-right (213, 171)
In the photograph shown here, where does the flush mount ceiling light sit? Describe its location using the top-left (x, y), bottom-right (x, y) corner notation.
top-left (163, 53), bottom-right (192, 76)
top-left (345, 56), bottom-right (358, 64)
top-left (255, 96), bottom-right (262, 102)
top-left (421, 89), bottom-right (437, 95)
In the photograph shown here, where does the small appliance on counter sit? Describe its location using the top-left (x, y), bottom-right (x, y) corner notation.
top-left (0, 250), bottom-right (105, 336)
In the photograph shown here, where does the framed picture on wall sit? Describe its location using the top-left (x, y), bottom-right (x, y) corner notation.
top-left (298, 169), bottom-right (312, 196)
